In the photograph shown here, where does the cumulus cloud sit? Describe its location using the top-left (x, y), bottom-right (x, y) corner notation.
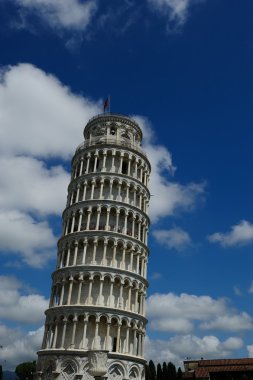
top-left (150, 272), bottom-right (162, 280)
top-left (249, 282), bottom-right (253, 294)
top-left (153, 227), bottom-right (192, 251)
top-left (0, 276), bottom-right (48, 323)
top-left (247, 345), bottom-right (253, 358)
top-left (0, 210), bottom-right (57, 267)
top-left (208, 220), bottom-right (253, 248)
top-left (13, 0), bottom-right (97, 32)
top-left (0, 64), bottom-right (205, 267)
top-left (0, 156), bottom-right (69, 215)
top-left (0, 325), bottom-right (43, 370)
top-left (200, 313), bottom-right (253, 332)
top-left (0, 63), bottom-right (100, 159)
top-left (134, 116), bottom-right (205, 222)
top-left (145, 335), bottom-right (243, 365)
top-left (147, 0), bottom-right (206, 31)
top-left (0, 63), bottom-right (100, 267)
top-left (147, 292), bottom-right (253, 333)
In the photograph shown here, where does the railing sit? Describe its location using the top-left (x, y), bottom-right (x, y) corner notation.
top-left (87, 112), bottom-right (139, 127)
top-left (76, 136), bottom-right (147, 157)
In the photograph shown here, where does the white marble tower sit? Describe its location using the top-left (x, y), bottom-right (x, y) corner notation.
top-left (36, 113), bottom-right (151, 380)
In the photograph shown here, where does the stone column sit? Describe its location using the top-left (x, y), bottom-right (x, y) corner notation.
top-left (109, 280), bottom-right (113, 307)
top-left (88, 279), bottom-right (93, 304)
top-left (115, 209), bottom-right (120, 231)
top-left (86, 208), bottom-right (92, 230)
top-left (70, 213), bottom-right (76, 233)
top-left (61, 318), bottom-right (67, 348)
top-left (71, 317), bottom-right (78, 347)
top-left (98, 279), bottom-right (104, 305)
top-left (79, 157), bottom-right (84, 176)
top-left (102, 239), bottom-right (108, 264)
top-left (112, 242), bottom-right (117, 267)
top-left (66, 245), bottom-right (71, 267)
top-left (93, 151), bottom-right (98, 172)
top-left (67, 277), bottom-right (74, 304)
top-left (77, 275), bottom-right (83, 304)
top-left (90, 179), bottom-right (96, 199)
top-left (105, 207), bottom-right (110, 230)
top-left (102, 150), bottom-right (107, 171)
top-left (73, 240), bottom-right (79, 266)
top-left (99, 179), bottom-right (104, 199)
top-left (92, 239), bottom-right (98, 264)
top-left (128, 285), bottom-right (132, 311)
top-left (77, 210), bottom-right (83, 232)
top-left (96, 206), bottom-right (101, 230)
top-left (125, 325), bottom-right (129, 354)
top-left (82, 181), bottom-right (87, 201)
top-left (76, 184), bottom-right (80, 203)
top-left (59, 280), bottom-right (65, 305)
top-left (85, 153), bottom-right (91, 173)
top-left (82, 238), bottom-right (88, 265)
top-left (82, 320), bottom-right (88, 349)
top-left (106, 323), bottom-right (111, 350)
top-left (116, 324), bottom-right (121, 352)
top-left (111, 150), bottom-right (116, 172)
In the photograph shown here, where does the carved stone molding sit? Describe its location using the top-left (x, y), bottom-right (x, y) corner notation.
top-left (88, 350), bottom-right (109, 377)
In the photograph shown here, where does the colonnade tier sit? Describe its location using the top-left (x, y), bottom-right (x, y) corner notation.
top-left (66, 174), bottom-right (150, 213)
top-left (55, 236), bottom-right (148, 277)
top-left (41, 311), bottom-right (146, 357)
top-left (62, 204), bottom-right (149, 246)
top-left (71, 146), bottom-right (150, 188)
top-left (49, 270), bottom-right (147, 315)
top-left (52, 268), bottom-right (148, 289)
top-left (83, 113), bottom-right (143, 142)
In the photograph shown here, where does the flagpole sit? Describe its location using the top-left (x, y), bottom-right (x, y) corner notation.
top-left (109, 95), bottom-right (110, 113)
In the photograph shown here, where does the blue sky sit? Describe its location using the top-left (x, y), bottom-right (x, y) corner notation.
top-left (0, 0), bottom-right (253, 370)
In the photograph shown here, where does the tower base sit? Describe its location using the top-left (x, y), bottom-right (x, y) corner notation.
top-left (36, 350), bottom-right (145, 380)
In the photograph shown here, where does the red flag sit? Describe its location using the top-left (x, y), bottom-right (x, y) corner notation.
top-left (103, 96), bottom-right (110, 112)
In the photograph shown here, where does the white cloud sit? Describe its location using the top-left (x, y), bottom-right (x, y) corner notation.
top-left (0, 64), bottom-right (205, 267)
top-left (0, 325), bottom-right (43, 370)
top-left (145, 335), bottom-right (243, 366)
top-left (247, 345), bottom-right (253, 358)
top-left (134, 116), bottom-right (205, 222)
top-left (152, 318), bottom-right (193, 333)
top-left (153, 227), bottom-right (192, 251)
top-left (249, 282), bottom-right (253, 294)
top-left (0, 63), bottom-right (100, 159)
top-left (233, 285), bottom-right (242, 296)
top-left (208, 220), bottom-right (253, 248)
top-left (147, 0), bottom-right (205, 31)
top-left (0, 210), bottom-right (56, 267)
top-left (0, 277), bottom-right (47, 369)
top-left (150, 272), bottom-right (162, 280)
top-left (200, 313), bottom-right (253, 332)
top-left (0, 63), bottom-right (100, 267)
top-left (0, 156), bottom-right (69, 215)
top-left (0, 276), bottom-right (48, 323)
top-left (14, 0), bottom-right (97, 31)
top-left (147, 292), bottom-right (253, 333)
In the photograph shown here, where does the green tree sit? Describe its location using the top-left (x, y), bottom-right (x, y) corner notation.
top-left (149, 360), bottom-right (157, 380)
top-left (177, 367), bottom-right (183, 379)
top-left (15, 361), bottom-right (36, 380)
top-left (167, 362), bottom-right (177, 380)
top-left (157, 363), bottom-right (163, 380)
top-left (162, 362), bottom-right (168, 380)
top-left (145, 364), bottom-right (152, 380)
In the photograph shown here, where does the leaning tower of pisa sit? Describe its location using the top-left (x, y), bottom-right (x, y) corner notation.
top-left (36, 113), bottom-right (151, 380)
